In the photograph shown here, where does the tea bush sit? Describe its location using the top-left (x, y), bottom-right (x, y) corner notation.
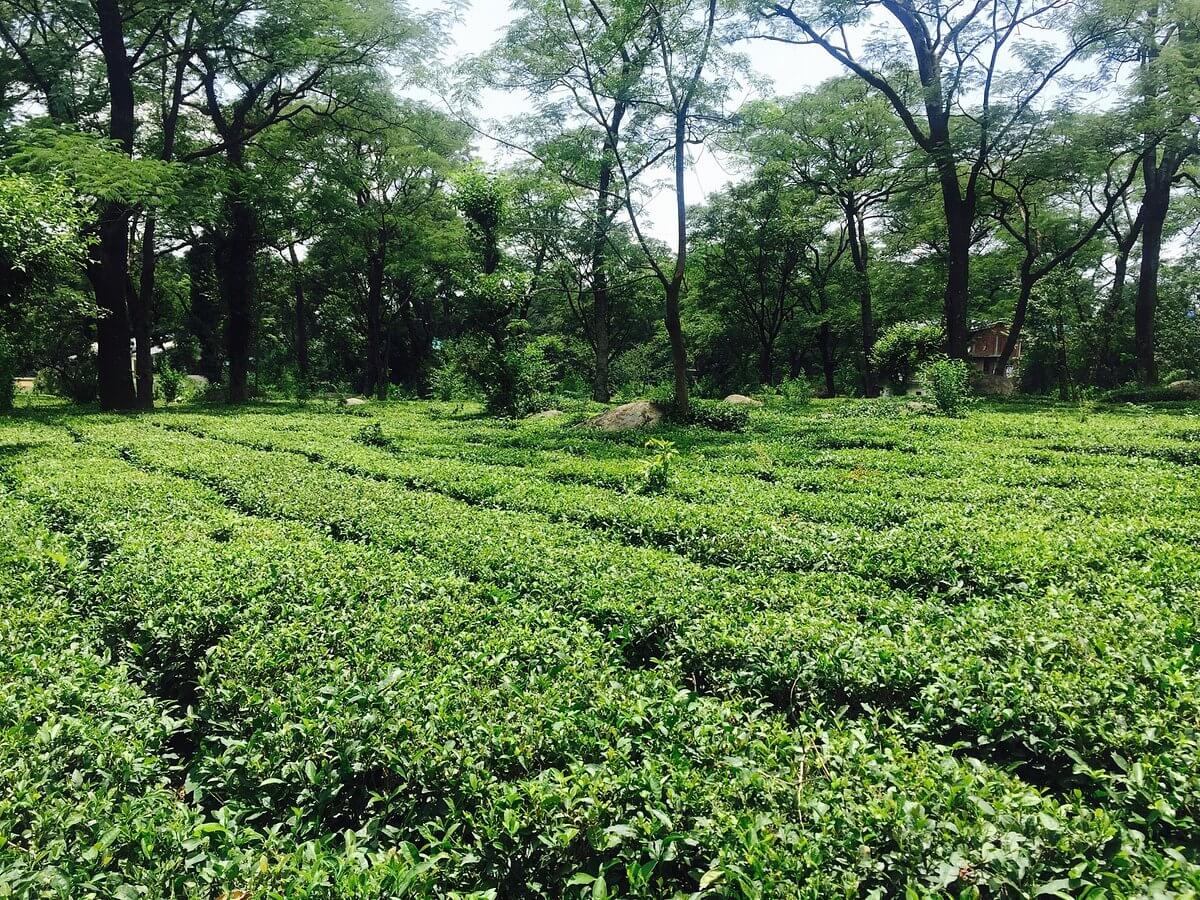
top-left (1, 398), bottom-right (1199, 896)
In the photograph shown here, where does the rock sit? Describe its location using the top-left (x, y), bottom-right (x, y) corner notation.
top-left (343, 397), bottom-right (369, 407)
top-left (185, 374), bottom-right (209, 387)
top-left (528, 409), bottom-right (563, 420)
top-left (723, 394), bottom-right (763, 407)
top-left (1167, 380), bottom-right (1200, 400)
top-left (904, 400), bottom-right (938, 415)
top-left (583, 400), bottom-right (664, 432)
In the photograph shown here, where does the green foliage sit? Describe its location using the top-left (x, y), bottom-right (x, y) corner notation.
top-left (638, 438), bottom-right (678, 494)
top-left (155, 361), bottom-right (187, 405)
top-left (873, 321), bottom-right (945, 388)
top-left (919, 356), bottom-right (973, 417)
top-left (353, 421), bottom-right (388, 447)
top-left (685, 398), bottom-right (750, 432)
top-left (3, 401), bottom-right (1200, 894)
top-left (766, 376), bottom-right (813, 407)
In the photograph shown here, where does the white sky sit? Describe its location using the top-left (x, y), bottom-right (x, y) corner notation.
top-left (407, 0), bottom-right (844, 241)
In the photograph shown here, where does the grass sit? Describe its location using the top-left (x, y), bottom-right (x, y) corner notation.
top-left (0, 397), bottom-right (1197, 898)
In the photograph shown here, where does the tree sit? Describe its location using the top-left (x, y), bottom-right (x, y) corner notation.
top-left (615, 0), bottom-right (726, 415)
top-left (986, 111), bottom-right (1145, 375)
top-left (750, 0), bottom-right (1126, 361)
top-left (180, 0), bottom-right (423, 401)
top-left (1097, 0), bottom-right (1200, 383)
top-left (492, 0), bottom-right (658, 402)
top-left (744, 77), bottom-right (908, 394)
top-left (0, 170), bottom-right (90, 408)
top-left (693, 170), bottom-right (822, 385)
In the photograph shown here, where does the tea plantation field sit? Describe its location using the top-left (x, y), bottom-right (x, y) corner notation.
top-left (2, 399), bottom-right (1198, 898)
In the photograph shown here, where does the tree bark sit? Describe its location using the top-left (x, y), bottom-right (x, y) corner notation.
top-left (219, 191), bottom-right (256, 403)
top-left (1134, 172), bottom-right (1171, 385)
top-left (365, 246), bottom-right (387, 400)
top-left (132, 216), bottom-right (157, 408)
top-left (287, 244), bottom-right (310, 388)
top-left (590, 158), bottom-right (614, 403)
top-left (819, 322), bottom-right (836, 397)
top-left (665, 112), bottom-right (690, 414)
top-left (91, 0), bottom-right (137, 410)
top-left (845, 206), bottom-right (878, 396)
top-left (942, 190), bottom-right (973, 361)
top-left (187, 239), bottom-right (222, 382)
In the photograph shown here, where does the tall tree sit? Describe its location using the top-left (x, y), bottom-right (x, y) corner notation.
top-left (744, 78), bottom-right (908, 395)
top-left (750, 0), bottom-right (1125, 361)
top-left (493, 0), bottom-right (657, 402)
top-left (181, 0), bottom-right (423, 401)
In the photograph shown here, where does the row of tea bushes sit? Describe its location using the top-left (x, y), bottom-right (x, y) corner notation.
top-left (5, 434), bottom-right (1183, 896)
top-left (75, 421), bottom-right (1200, 855)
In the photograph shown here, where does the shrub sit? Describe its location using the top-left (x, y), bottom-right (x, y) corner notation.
top-left (873, 321), bottom-right (945, 389)
top-left (429, 359), bottom-right (471, 402)
top-left (354, 422), bottom-right (388, 447)
top-left (919, 356), bottom-right (972, 417)
top-left (775, 376), bottom-right (813, 407)
top-left (638, 438), bottom-right (678, 494)
top-left (155, 361), bottom-right (187, 404)
top-left (686, 399), bottom-right (750, 432)
top-left (0, 335), bottom-right (14, 411)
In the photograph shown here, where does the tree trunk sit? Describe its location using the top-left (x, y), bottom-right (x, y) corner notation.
top-left (666, 113), bottom-right (690, 414)
top-left (287, 244), bottom-right (310, 389)
top-left (665, 281), bottom-right (689, 411)
top-left (1093, 241), bottom-right (1133, 387)
top-left (819, 322), bottom-right (836, 397)
top-left (1134, 176), bottom-right (1170, 385)
top-left (1055, 312), bottom-right (1071, 401)
top-left (219, 195), bottom-right (256, 403)
top-left (589, 138), bottom-right (620, 403)
top-left (187, 239), bottom-right (222, 382)
top-left (91, 0), bottom-right (137, 411)
top-left (943, 199), bottom-right (972, 361)
top-left (365, 247), bottom-right (386, 399)
top-left (87, 213), bottom-right (136, 410)
top-left (132, 215), bottom-right (157, 408)
top-left (846, 207), bottom-right (878, 396)
top-left (759, 340), bottom-right (775, 387)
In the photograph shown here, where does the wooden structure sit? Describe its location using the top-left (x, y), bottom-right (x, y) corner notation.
top-left (967, 323), bottom-right (1021, 378)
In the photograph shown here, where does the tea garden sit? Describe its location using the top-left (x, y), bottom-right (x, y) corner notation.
top-left (1, 398), bottom-right (1198, 897)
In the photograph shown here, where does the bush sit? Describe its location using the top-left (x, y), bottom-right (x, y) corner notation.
top-left (873, 321), bottom-right (945, 389)
top-left (638, 438), bottom-right (677, 494)
top-left (766, 376), bottom-right (813, 407)
top-left (36, 352), bottom-right (98, 403)
top-left (685, 399), bottom-right (750, 432)
top-left (155, 361), bottom-right (187, 404)
top-left (354, 422), bottom-right (388, 447)
top-left (919, 356), bottom-right (972, 417)
top-left (429, 359), bottom-right (471, 402)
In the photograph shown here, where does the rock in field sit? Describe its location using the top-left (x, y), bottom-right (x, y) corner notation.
top-left (1167, 380), bottom-right (1200, 400)
top-left (584, 400), bottom-right (664, 432)
top-left (343, 397), bottom-right (369, 407)
top-left (723, 394), bottom-right (763, 407)
top-left (528, 409), bottom-right (563, 420)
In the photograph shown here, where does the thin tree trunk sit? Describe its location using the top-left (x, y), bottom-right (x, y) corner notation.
top-left (846, 206), bottom-right (878, 396)
top-left (664, 110), bottom-right (691, 413)
top-left (591, 159), bottom-right (614, 403)
top-left (365, 246), bottom-right (386, 399)
top-left (187, 239), bottom-right (222, 382)
top-left (1093, 239), bottom-right (1134, 386)
top-left (1135, 175), bottom-right (1170, 385)
top-left (819, 322), bottom-right (836, 397)
top-left (943, 195), bottom-right (972, 361)
top-left (220, 192), bottom-right (256, 403)
top-left (287, 243), bottom-right (310, 388)
top-left (132, 216), bottom-right (157, 407)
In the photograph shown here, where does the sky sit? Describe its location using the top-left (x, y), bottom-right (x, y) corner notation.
top-left (406, 0), bottom-right (846, 241)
